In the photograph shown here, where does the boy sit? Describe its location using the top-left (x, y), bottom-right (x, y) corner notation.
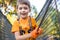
top-left (11, 0), bottom-right (43, 40)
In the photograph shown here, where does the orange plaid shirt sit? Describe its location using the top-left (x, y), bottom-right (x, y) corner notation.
top-left (11, 17), bottom-right (38, 40)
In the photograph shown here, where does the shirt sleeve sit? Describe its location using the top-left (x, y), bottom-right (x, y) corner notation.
top-left (11, 20), bottom-right (20, 33)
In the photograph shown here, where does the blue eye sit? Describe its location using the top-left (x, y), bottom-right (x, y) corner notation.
top-left (19, 7), bottom-right (28, 10)
top-left (24, 7), bottom-right (28, 10)
top-left (19, 7), bottom-right (22, 10)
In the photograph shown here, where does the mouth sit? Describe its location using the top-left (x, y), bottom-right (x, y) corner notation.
top-left (21, 13), bottom-right (27, 15)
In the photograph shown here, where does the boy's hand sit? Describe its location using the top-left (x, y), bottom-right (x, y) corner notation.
top-left (38, 28), bottom-right (43, 35)
top-left (31, 27), bottom-right (43, 38)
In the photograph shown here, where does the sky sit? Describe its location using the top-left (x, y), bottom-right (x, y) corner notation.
top-left (29, 0), bottom-right (46, 13)
top-left (57, 0), bottom-right (60, 11)
top-left (52, 0), bottom-right (60, 12)
top-left (29, 0), bottom-right (60, 13)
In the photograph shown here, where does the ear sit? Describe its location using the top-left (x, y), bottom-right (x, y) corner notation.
top-left (16, 9), bottom-right (18, 14)
top-left (29, 8), bottom-right (31, 12)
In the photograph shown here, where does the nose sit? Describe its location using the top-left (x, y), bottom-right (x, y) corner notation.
top-left (22, 9), bottom-right (25, 12)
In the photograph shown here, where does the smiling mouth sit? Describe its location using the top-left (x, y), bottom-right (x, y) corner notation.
top-left (21, 13), bottom-right (27, 15)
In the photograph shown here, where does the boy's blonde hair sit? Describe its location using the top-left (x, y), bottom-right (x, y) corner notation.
top-left (17, 0), bottom-right (31, 8)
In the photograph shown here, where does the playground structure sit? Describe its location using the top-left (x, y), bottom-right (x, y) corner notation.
top-left (0, 0), bottom-right (60, 40)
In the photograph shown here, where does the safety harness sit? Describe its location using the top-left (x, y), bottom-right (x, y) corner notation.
top-left (17, 16), bottom-right (34, 35)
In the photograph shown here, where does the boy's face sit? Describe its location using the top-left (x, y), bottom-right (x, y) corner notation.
top-left (17, 4), bottom-right (30, 19)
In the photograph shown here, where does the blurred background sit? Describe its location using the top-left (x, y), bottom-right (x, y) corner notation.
top-left (0, 0), bottom-right (60, 40)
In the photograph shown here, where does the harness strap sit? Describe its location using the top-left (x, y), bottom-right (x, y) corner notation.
top-left (17, 16), bottom-right (33, 35)
top-left (28, 16), bottom-right (33, 33)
